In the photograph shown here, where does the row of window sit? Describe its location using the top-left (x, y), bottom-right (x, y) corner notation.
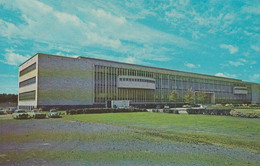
top-left (19, 63), bottom-right (36, 77)
top-left (94, 65), bottom-right (252, 103)
top-left (19, 77), bottom-right (36, 88)
top-left (95, 65), bottom-right (248, 86)
top-left (119, 78), bottom-right (155, 83)
top-left (95, 65), bottom-right (250, 88)
top-left (19, 90), bottom-right (35, 101)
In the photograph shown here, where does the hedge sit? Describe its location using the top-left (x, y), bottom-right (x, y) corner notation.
top-left (151, 109), bottom-right (179, 114)
top-left (66, 108), bottom-right (147, 115)
top-left (186, 108), bottom-right (231, 116)
top-left (230, 110), bottom-right (260, 118)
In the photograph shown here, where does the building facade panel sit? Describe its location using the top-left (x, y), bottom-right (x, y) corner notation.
top-left (37, 54), bottom-right (93, 106)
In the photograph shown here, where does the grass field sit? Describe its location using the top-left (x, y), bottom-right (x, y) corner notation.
top-left (1, 113), bottom-right (260, 165)
top-left (64, 112), bottom-right (260, 152)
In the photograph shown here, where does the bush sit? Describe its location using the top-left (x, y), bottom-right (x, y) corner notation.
top-left (186, 108), bottom-right (231, 116)
top-left (204, 109), bottom-right (231, 116)
top-left (186, 109), bottom-right (205, 114)
top-left (169, 109), bottom-right (179, 114)
top-left (249, 104), bottom-right (260, 108)
top-left (152, 109), bottom-right (159, 113)
top-left (230, 110), bottom-right (260, 118)
top-left (66, 108), bottom-right (147, 115)
top-left (163, 109), bottom-right (170, 113)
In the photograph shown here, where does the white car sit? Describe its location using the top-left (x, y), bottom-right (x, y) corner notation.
top-left (12, 109), bottom-right (31, 119)
top-left (48, 109), bottom-right (61, 118)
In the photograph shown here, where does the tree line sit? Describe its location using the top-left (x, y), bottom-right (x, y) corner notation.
top-left (0, 94), bottom-right (18, 103)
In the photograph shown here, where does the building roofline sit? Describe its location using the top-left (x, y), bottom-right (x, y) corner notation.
top-left (19, 53), bottom-right (38, 67)
top-left (20, 53), bottom-right (259, 84)
top-left (78, 56), bottom-right (244, 82)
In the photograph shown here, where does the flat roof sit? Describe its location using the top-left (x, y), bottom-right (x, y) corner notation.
top-left (78, 55), bottom-right (243, 82)
top-left (20, 53), bottom-right (259, 84)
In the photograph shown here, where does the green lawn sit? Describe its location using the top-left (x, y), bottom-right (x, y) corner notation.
top-left (1, 113), bottom-right (259, 165)
top-left (64, 112), bottom-right (260, 152)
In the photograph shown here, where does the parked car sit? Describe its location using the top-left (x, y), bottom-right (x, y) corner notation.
top-left (183, 105), bottom-right (192, 108)
top-left (48, 109), bottom-right (61, 118)
top-left (156, 105), bottom-right (161, 109)
top-left (7, 107), bottom-right (16, 114)
top-left (12, 109), bottom-right (31, 119)
top-left (164, 105), bottom-right (170, 109)
top-left (29, 110), bottom-right (46, 119)
top-left (0, 109), bottom-right (5, 115)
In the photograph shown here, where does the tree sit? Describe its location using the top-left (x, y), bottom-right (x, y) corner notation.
top-left (184, 88), bottom-right (195, 105)
top-left (0, 93), bottom-right (18, 103)
top-left (195, 92), bottom-right (207, 104)
top-left (169, 90), bottom-right (178, 107)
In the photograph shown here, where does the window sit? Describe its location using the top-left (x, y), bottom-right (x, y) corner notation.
top-left (19, 77), bottom-right (36, 88)
top-left (19, 63), bottom-right (36, 77)
top-left (19, 90), bottom-right (36, 101)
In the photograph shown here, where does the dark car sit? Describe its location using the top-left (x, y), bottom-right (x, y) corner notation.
top-left (7, 107), bottom-right (16, 114)
top-left (0, 109), bottom-right (5, 115)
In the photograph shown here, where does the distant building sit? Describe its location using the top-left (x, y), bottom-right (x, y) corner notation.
top-left (18, 53), bottom-right (260, 110)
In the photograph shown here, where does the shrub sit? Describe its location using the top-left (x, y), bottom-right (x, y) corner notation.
top-left (66, 108), bottom-right (147, 115)
top-left (186, 109), bottom-right (205, 114)
top-left (230, 110), bottom-right (260, 118)
top-left (152, 109), bottom-right (158, 113)
top-left (186, 108), bottom-right (231, 116)
top-left (204, 109), bottom-right (231, 116)
top-left (169, 109), bottom-right (179, 114)
top-left (163, 109), bottom-right (170, 113)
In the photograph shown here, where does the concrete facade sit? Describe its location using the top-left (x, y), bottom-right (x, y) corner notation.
top-left (18, 53), bottom-right (260, 109)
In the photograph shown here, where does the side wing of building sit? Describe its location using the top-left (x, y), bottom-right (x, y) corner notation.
top-left (80, 56), bottom-right (260, 106)
top-left (18, 55), bottom-right (38, 110)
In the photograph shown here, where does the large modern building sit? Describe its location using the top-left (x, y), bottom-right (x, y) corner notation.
top-left (18, 53), bottom-right (260, 109)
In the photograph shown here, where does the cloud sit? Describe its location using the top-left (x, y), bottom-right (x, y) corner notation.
top-left (249, 74), bottom-right (260, 81)
top-left (165, 9), bottom-right (185, 19)
top-left (251, 45), bottom-right (260, 51)
top-left (0, 74), bottom-right (17, 78)
top-left (184, 62), bottom-right (200, 68)
top-left (215, 72), bottom-right (237, 78)
top-left (124, 56), bottom-right (136, 64)
top-left (91, 9), bottom-right (126, 25)
top-left (1, 49), bottom-right (30, 66)
top-left (0, 19), bottom-right (20, 38)
top-left (179, 0), bottom-right (190, 6)
top-left (54, 12), bottom-right (82, 26)
top-left (220, 44), bottom-right (239, 54)
top-left (228, 61), bottom-right (244, 67)
top-left (238, 58), bottom-right (247, 63)
top-left (242, 4), bottom-right (260, 15)
top-left (0, 0), bottom-right (194, 65)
